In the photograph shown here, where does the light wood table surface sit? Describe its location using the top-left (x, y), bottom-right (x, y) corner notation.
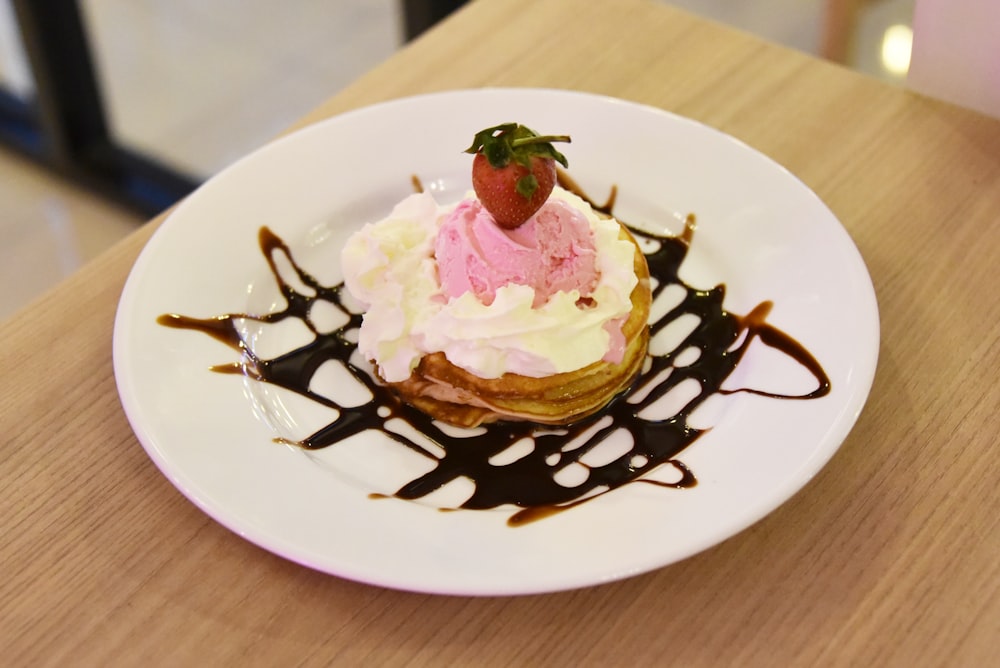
top-left (4, 0), bottom-right (999, 664)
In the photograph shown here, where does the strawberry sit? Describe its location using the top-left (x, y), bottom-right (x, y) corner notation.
top-left (464, 123), bottom-right (570, 229)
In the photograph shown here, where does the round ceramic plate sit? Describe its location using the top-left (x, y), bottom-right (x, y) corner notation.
top-left (113, 88), bottom-right (879, 596)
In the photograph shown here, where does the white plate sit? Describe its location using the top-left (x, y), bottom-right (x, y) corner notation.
top-left (113, 88), bottom-right (879, 596)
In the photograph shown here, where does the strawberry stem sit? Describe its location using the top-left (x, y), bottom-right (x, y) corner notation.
top-left (465, 123), bottom-right (571, 169)
top-left (510, 134), bottom-right (571, 148)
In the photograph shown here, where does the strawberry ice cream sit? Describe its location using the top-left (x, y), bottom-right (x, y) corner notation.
top-left (435, 197), bottom-right (599, 308)
top-left (341, 186), bottom-right (639, 382)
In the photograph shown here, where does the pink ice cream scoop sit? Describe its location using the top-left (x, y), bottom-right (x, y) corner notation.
top-left (435, 197), bottom-right (599, 307)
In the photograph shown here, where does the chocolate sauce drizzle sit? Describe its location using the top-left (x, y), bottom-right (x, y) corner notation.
top-left (158, 192), bottom-right (830, 526)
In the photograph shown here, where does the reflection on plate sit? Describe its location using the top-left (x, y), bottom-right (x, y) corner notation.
top-left (113, 88), bottom-right (879, 596)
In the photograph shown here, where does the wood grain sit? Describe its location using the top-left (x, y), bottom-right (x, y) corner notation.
top-left (2, 0), bottom-right (999, 665)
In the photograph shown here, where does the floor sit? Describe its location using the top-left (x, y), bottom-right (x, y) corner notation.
top-left (0, 0), bottom-right (915, 322)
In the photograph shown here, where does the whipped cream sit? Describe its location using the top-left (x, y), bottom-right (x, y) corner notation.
top-left (341, 186), bottom-right (639, 382)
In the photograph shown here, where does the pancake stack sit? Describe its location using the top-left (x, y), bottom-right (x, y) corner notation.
top-left (383, 224), bottom-right (651, 428)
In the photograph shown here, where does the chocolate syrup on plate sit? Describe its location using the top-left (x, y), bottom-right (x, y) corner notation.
top-left (158, 185), bottom-right (829, 526)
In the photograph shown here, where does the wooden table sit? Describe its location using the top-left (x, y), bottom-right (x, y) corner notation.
top-left (4, 0), bottom-right (999, 664)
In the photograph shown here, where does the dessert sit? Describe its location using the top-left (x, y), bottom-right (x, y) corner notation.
top-left (341, 124), bottom-right (652, 427)
top-left (157, 122), bottom-right (831, 525)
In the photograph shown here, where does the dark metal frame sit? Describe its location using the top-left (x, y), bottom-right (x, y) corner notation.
top-left (402, 0), bottom-right (467, 41)
top-left (1, 0), bottom-right (200, 217)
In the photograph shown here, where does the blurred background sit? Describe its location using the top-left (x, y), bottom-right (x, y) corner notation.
top-left (0, 0), bottom-right (915, 320)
